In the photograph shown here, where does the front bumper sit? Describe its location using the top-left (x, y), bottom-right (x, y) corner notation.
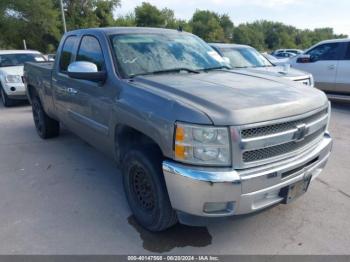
top-left (163, 133), bottom-right (332, 218)
top-left (2, 82), bottom-right (27, 99)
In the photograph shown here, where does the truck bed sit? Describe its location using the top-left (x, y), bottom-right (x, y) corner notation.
top-left (24, 61), bottom-right (54, 105)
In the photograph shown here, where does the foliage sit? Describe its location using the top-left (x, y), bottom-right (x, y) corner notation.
top-left (190, 10), bottom-right (226, 42)
top-left (62, 0), bottom-right (120, 30)
top-left (135, 2), bottom-right (165, 27)
top-left (0, 1), bottom-right (347, 53)
top-left (232, 20), bottom-right (347, 51)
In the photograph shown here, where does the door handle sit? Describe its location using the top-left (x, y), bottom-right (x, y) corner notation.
top-left (328, 64), bottom-right (336, 70)
top-left (67, 88), bottom-right (78, 94)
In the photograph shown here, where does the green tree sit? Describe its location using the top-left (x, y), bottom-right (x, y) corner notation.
top-left (190, 10), bottom-right (225, 42)
top-left (0, 0), bottom-right (61, 52)
top-left (219, 14), bottom-right (234, 41)
top-left (95, 0), bottom-right (121, 27)
top-left (115, 12), bottom-right (136, 26)
top-left (62, 0), bottom-right (120, 30)
top-left (135, 2), bottom-right (165, 27)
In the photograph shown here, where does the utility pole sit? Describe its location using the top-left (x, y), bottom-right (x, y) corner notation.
top-left (59, 0), bottom-right (67, 33)
top-left (23, 39), bottom-right (27, 50)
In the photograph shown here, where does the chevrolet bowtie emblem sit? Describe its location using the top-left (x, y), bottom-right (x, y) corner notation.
top-left (294, 123), bottom-right (308, 141)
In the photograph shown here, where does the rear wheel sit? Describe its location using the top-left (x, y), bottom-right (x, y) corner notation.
top-left (122, 147), bottom-right (177, 231)
top-left (1, 87), bottom-right (14, 107)
top-left (32, 96), bottom-right (60, 139)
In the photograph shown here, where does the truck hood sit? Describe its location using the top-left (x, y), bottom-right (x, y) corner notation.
top-left (0, 66), bottom-right (23, 76)
top-left (236, 66), bottom-right (310, 80)
top-left (133, 70), bottom-right (328, 126)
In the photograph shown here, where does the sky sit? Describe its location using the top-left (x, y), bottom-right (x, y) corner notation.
top-left (114, 0), bottom-right (350, 36)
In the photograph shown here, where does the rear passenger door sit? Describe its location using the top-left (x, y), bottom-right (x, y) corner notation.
top-left (335, 42), bottom-right (350, 94)
top-left (296, 42), bottom-right (343, 92)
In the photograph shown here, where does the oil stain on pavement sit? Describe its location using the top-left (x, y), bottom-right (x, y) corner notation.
top-left (128, 216), bottom-right (212, 253)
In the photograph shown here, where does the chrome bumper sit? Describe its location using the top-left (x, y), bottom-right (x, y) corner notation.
top-left (163, 133), bottom-right (332, 218)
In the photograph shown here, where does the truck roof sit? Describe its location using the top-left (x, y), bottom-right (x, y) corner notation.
top-left (317, 38), bottom-right (350, 44)
top-left (67, 27), bottom-right (190, 36)
top-left (0, 50), bottom-right (41, 55)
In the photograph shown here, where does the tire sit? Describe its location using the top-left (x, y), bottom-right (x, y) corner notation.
top-left (1, 86), bottom-right (14, 107)
top-left (122, 147), bottom-right (178, 231)
top-left (32, 95), bottom-right (60, 139)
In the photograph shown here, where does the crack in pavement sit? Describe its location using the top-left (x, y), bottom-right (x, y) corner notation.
top-left (316, 177), bottom-right (350, 199)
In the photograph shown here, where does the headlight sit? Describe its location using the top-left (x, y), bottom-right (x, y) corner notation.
top-left (174, 123), bottom-right (231, 166)
top-left (5, 75), bottom-right (22, 83)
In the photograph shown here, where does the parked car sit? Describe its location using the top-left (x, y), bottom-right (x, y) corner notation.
top-left (290, 38), bottom-right (350, 101)
top-left (273, 51), bottom-right (297, 59)
top-left (0, 50), bottom-right (46, 106)
top-left (272, 49), bottom-right (303, 56)
top-left (261, 52), bottom-right (289, 65)
top-left (210, 43), bottom-right (313, 86)
top-left (24, 27), bottom-right (332, 231)
top-left (47, 54), bottom-right (56, 61)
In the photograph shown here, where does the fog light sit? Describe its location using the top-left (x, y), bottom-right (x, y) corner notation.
top-left (10, 87), bottom-right (16, 92)
top-left (203, 201), bottom-right (235, 214)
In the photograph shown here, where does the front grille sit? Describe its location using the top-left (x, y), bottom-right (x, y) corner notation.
top-left (242, 126), bottom-right (326, 163)
top-left (241, 108), bottom-right (327, 139)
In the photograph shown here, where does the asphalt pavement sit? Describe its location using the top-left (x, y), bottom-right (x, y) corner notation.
top-left (0, 101), bottom-right (349, 255)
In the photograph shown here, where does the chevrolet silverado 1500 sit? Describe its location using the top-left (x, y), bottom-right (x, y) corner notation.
top-left (24, 27), bottom-right (332, 231)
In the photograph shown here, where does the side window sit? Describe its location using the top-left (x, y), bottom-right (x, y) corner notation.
top-left (344, 43), bottom-right (350, 60)
top-left (76, 36), bottom-right (104, 71)
top-left (59, 36), bottom-right (77, 72)
top-left (307, 43), bottom-right (342, 62)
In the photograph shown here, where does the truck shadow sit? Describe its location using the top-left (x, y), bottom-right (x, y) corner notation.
top-left (128, 215), bottom-right (212, 253)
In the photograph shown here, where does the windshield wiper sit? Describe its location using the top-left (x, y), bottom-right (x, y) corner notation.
top-left (130, 67), bottom-right (200, 78)
top-left (201, 65), bottom-right (231, 71)
top-left (234, 66), bottom-right (250, 69)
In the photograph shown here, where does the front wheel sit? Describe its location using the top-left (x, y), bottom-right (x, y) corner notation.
top-left (32, 96), bottom-right (60, 139)
top-left (122, 147), bottom-right (177, 231)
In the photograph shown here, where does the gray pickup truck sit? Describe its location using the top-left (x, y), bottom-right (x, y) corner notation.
top-left (24, 27), bottom-right (332, 232)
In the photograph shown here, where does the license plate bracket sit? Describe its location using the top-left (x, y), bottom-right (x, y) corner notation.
top-left (280, 176), bottom-right (312, 204)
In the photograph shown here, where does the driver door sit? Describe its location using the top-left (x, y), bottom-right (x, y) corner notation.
top-left (64, 35), bottom-right (113, 151)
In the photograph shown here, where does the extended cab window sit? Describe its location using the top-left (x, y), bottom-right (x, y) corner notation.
top-left (59, 36), bottom-right (77, 72)
top-left (76, 36), bottom-right (104, 71)
top-left (307, 43), bottom-right (342, 62)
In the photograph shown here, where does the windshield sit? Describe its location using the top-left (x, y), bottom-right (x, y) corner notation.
top-left (111, 33), bottom-right (226, 78)
top-left (221, 47), bottom-right (273, 68)
top-left (0, 53), bottom-right (46, 67)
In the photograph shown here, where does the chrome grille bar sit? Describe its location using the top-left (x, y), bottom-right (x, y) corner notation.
top-left (231, 105), bottom-right (329, 169)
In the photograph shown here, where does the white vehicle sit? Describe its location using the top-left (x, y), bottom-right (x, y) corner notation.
top-left (0, 50), bottom-right (46, 107)
top-left (272, 49), bottom-right (303, 56)
top-left (261, 53), bottom-right (289, 65)
top-left (274, 51), bottom-right (297, 59)
top-left (210, 43), bottom-right (314, 86)
top-left (290, 39), bottom-right (350, 101)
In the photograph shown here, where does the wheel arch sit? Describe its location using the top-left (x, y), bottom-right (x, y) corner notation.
top-left (114, 124), bottom-right (166, 166)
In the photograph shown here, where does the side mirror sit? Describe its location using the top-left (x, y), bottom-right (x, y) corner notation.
top-left (67, 61), bottom-right (106, 82)
top-left (296, 55), bottom-right (311, 64)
